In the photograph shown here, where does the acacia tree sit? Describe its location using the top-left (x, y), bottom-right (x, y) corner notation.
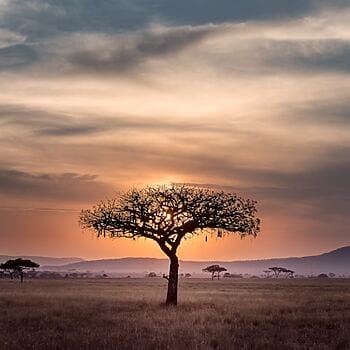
top-left (203, 265), bottom-right (227, 280)
top-left (268, 267), bottom-right (283, 278)
top-left (80, 184), bottom-right (260, 305)
top-left (0, 258), bottom-right (39, 282)
top-left (268, 267), bottom-right (294, 278)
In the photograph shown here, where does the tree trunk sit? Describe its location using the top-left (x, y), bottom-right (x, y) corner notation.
top-left (165, 255), bottom-right (179, 306)
top-left (20, 272), bottom-right (23, 283)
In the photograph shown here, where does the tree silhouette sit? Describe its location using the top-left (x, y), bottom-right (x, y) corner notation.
top-left (203, 265), bottom-right (227, 280)
top-left (80, 184), bottom-right (260, 305)
top-left (268, 267), bottom-right (284, 278)
top-left (268, 267), bottom-right (295, 278)
top-left (0, 258), bottom-right (39, 282)
top-left (147, 272), bottom-right (157, 278)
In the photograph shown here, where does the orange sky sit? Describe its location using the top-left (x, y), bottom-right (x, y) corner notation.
top-left (0, 1), bottom-right (350, 260)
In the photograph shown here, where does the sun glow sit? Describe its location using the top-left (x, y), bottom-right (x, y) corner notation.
top-left (150, 175), bottom-right (186, 187)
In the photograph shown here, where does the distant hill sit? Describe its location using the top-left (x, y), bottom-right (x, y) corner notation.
top-left (41, 246), bottom-right (350, 276)
top-left (0, 255), bottom-right (84, 266)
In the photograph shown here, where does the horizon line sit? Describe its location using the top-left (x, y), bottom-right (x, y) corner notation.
top-left (1, 245), bottom-right (348, 263)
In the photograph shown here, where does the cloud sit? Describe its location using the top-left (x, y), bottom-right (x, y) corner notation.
top-left (68, 25), bottom-right (216, 73)
top-left (15, 17), bottom-right (350, 78)
top-left (0, 28), bottom-right (25, 48)
top-left (180, 155), bottom-right (350, 220)
top-left (0, 168), bottom-right (115, 202)
top-left (0, 28), bottom-right (36, 69)
top-left (0, 103), bottom-right (211, 137)
top-left (0, 44), bottom-right (38, 69)
top-left (191, 25), bottom-right (350, 76)
top-left (0, 206), bottom-right (79, 213)
top-left (1, 0), bottom-right (348, 42)
top-left (1, 2), bottom-right (350, 77)
top-left (255, 39), bottom-right (350, 74)
top-left (280, 97), bottom-right (350, 125)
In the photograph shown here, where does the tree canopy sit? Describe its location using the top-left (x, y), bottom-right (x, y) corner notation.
top-left (80, 185), bottom-right (260, 250)
top-left (203, 264), bottom-right (228, 280)
top-left (0, 258), bottom-right (40, 282)
top-left (80, 184), bottom-right (260, 305)
top-left (268, 267), bottom-right (295, 278)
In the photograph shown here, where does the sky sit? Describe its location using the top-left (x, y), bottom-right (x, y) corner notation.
top-left (0, 0), bottom-right (349, 261)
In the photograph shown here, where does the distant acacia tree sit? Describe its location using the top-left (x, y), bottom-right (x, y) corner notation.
top-left (0, 258), bottom-right (39, 282)
top-left (268, 267), bottom-right (294, 278)
top-left (268, 267), bottom-right (284, 278)
top-left (203, 265), bottom-right (228, 280)
top-left (80, 184), bottom-right (260, 305)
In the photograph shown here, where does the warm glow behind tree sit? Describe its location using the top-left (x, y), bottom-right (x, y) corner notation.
top-left (80, 184), bottom-right (260, 305)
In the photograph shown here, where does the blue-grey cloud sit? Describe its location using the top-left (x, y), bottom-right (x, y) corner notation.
top-left (68, 25), bottom-right (216, 73)
top-left (1, 0), bottom-right (349, 41)
top-left (0, 169), bottom-right (115, 202)
top-left (0, 103), bottom-right (222, 137)
top-left (199, 38), bottom-right (350, 76)
top-left (1, 1), bottom-right (350, 76)
top-left (0, 44), bottom-right (38, 69)
top-left (180, 155), bottom-right (350, 219)
top-left (260, 39), bottom-right (350, 73)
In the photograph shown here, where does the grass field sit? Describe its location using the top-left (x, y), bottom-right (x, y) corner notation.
top-left (1, 278), bottom-right (350, 350)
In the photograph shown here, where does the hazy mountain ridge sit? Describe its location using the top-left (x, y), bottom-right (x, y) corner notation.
top-left (0, 255), bottom-right (84, 266)
top-left (40, 246), bottom-right (350, 276)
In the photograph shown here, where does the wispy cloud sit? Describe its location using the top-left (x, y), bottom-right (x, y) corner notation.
top-left (68, 25), bottom-right (217, 74)
top-left (0, 168), bottom-right (115, 202)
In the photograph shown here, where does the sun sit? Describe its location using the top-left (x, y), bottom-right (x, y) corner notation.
top-left (151, 174), bottom-right (185, 186)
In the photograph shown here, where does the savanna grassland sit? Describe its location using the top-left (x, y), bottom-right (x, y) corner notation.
top-left (0, 278), bottom-right (349, 350)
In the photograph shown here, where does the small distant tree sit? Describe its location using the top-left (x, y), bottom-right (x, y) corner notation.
top-left (185, 273), bottom-right (191, 278)
top-left (0, 258), bottom-right (39, 283)
top-left (80, 184), bottom-right (260, 305)
top-left (203, 265), bottom-right (227, 280)
top-left (268, 267), bottom-right (282, 278)
top-left (268, 267), bottom-right (295, 278)
top-left (203, 265), bottom-right (219, 280)
top-left (147, 272), bottom-right (157, 278)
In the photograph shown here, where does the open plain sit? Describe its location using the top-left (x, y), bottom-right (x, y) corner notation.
top-left (1, 278), bottom-right (349, 350)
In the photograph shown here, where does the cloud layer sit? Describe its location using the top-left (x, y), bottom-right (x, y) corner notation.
top-left (0, 0), bottom-right (349, 258)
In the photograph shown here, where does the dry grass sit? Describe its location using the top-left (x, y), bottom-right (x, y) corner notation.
top-left (1, 278), bottom-right (349, 350)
